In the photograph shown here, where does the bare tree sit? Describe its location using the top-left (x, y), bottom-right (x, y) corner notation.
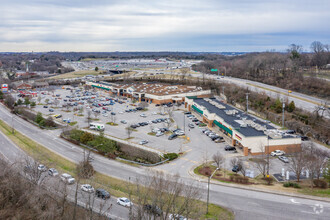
top-left (253, 143), bottom-right (269, 178)
top-left (288, 147), bottom-right (308, 182)
top-left (129, 170), bottom-right (202, 220)
top-left (180, 68), bottom-right (189, 81)
top-left (86, 110), bottom-right (92, 126)
top-left (304, 142), bottom-right (330, 187)
top-left (37, 95), bottom-right (42, 104)
top-left (126, 126), bottom-right (133, 139)
top-left (237, 158), bottom-right (247, 177)
top-left (212, 151), bottom-right (224, 169)
top-left (93, 111), bottom-right (99, 119)
top-left (53, 98), bottom-right (60, 108)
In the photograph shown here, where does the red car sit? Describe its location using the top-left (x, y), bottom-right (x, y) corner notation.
top-left (98, 103), bottom-right (103, 107)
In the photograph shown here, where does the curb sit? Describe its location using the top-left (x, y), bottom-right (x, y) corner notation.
top-left (188, 165), bottom-right (330, 203)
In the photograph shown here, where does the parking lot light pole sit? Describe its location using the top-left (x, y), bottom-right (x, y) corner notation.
top-left (207, 167), bottom-right (219, 214)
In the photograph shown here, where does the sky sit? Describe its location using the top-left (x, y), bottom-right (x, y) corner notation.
top-left (0, 0), bottom-right (329, 52)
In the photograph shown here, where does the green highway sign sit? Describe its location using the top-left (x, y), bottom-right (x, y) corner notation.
top-left (211, 69), bottom-right (218, 72)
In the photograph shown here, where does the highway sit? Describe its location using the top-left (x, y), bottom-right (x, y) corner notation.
top-left (132, 69), bottom-right (330, 118)
top-left (0, 104), bottom-right (329, 220)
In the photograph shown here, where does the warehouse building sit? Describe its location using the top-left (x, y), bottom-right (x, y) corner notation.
top-left (86, 81), bottom-right (211, 104)
top-left (186, 97), bottom-right (301, 156)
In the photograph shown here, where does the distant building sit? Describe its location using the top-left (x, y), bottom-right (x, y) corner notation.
top-left (32, 81), bottom-right (49, 89)
top-left (11, 81), bottom-right (32, 90)
top-left (86, 81), bottom-right (211, 104)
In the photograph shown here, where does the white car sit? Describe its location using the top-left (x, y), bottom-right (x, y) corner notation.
top-left (156, 131), bottom-right (164, 137)
top-left (152, 112), bottom-right (157, 115)
top-left (140, 113), bottom-right (147, 117)
top-left (139, 140), bottom-right (148, 145)
top-left (81, 184), bottom-right (95, 193)
top-left (38, 164), bottom-right (47, 172)
top-left (117, 197), bottom-right (133, 207)
top-left (119, 111), bottom-right (124, 114)
top-left (271, 150), bottom-right (285, 156)
top-left (168, 214), bottom-right (187, 220)
top-left (60, 173), bottom-right (75, 184)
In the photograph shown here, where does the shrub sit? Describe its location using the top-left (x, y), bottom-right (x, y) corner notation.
top-left (283, 182), bottom-right (301, 188)
top-left (229, 175), bottom-right (234, 181)
top-left (35, 112), bottom-right (43, 124)
top-left (264, 177), bottom-right (273, 185)
top-left (313, 179), bottom-right (328, 189)
top-left (79, 132), bottom-right (94, 144)
top-left (164, 153), bottom-right (179, 161)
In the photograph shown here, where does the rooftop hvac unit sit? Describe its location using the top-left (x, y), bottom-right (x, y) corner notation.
top-left (240, 124), bottom-right (247, 128)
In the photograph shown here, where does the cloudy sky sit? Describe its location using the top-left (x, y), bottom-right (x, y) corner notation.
top-left (0, 0), bottom-right (329, 52)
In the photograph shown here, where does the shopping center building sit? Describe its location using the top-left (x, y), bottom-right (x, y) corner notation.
top-left (86, 81), bottom-right (211, 104)
top-left (185, 97), bottom-right (301, 156)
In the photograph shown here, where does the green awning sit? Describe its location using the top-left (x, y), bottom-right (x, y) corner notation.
top-left (192, 105), bottom-right (203, 115)
top-left (92, 85), bottom-right (110, 91)
top-left (214, 120), bottom-right (232, 135)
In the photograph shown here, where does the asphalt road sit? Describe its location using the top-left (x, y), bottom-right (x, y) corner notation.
top-left (0, 104), bottom-right (329, 220)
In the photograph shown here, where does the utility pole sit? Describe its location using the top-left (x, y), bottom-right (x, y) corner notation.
top-left (282, 100), bottom-right (285, 128)
top-left (206, 168), bottom-right (219, 214)
top-left (246, 92), bottom-right (250, 114)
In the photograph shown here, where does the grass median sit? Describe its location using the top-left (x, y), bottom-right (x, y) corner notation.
top-left (0, 119), bottom-right (233, 219)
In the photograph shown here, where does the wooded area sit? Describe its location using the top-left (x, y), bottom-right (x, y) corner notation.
top-left (193, 41), bottom-right (330, 98)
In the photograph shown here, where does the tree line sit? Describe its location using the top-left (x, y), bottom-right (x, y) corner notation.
top-left (192, 41), bottom-right (330, 98)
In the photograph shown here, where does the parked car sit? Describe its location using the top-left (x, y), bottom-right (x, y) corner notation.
top-left (81, 184), bottom-right (95, 193)
top-left (60, 173), bottom-right (75, 184)
top-left (48, 168), bottom-right (59, 176)
top-left (156, 131), bottom-right (164, 137)
top-left (285, 130), bottom-right (295, 134)
top-left (232, 165), bottom-right (241, 173)
top-left (140, 113), bottom-right (147, 117)
top-left (168, 133), bottom-right (178, 140)
top-left (37, 164), bottom-right (47, 172)
top-left (43, 105), bottom-right (48, 108)
top-left (300, 136), bottom-right (309, 141)
top-left (143, 204), bottom-right (162, 216)
top-left (184, 112), bottom-right (191, 115)
top-left (278, 156), bottom-right (289, 163)
top-left (117, 197), bottom-right (133, 207)
top-left (188, 123), bottom-right (195, 128)
top-left (139, 140), bottom-right (148, 145)
top-left (49, 108), bottom-right (54, 112)
top-left (111, 112), bottom-right (116, 115)
top-left (271, 150), bottom-right (285, 156)
top-left (168, 214), bottom-right (187, 220)
top-left (120, 120), bottom-right (127, 124)
top-left (225, 145), bottom-right (236, 151)
top-left (95, 188), bottom-right (110, 199)
top-left (214, 137), bottom-right (225, 143)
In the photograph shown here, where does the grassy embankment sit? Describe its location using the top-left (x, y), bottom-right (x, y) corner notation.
top-left (0, 119), bottom-right (233, 219)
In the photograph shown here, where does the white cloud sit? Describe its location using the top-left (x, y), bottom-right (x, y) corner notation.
top-left (0, 0), bottom-right (329, 51)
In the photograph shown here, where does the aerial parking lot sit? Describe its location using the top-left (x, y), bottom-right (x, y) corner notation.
top-left (24, 86), bottom-right (235, 169)
top-left (15, 85), bottom-right (303, 178)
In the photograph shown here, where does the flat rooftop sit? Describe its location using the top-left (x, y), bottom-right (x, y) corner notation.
top-left (194, 98), bottom-right (277, 137)
top-left (95, 81), bottom-right (206, 96)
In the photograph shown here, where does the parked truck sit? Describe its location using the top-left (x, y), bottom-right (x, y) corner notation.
top-left (89, 123), bottom-right (105, 131)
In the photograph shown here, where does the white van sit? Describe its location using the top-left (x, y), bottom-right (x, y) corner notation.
top-left (89, 123), bottom-right (105, 131)
top-left (60, 173), bottom-right (75, 184)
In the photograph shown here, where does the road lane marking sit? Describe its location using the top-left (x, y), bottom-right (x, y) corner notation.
top-left (290, 199), bottom-right (300, 204)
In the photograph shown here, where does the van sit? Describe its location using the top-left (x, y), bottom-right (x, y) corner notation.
top-left (61, 173), bottom-right (75, 184)
top-left (89, 123), bottom-right (105, 131)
